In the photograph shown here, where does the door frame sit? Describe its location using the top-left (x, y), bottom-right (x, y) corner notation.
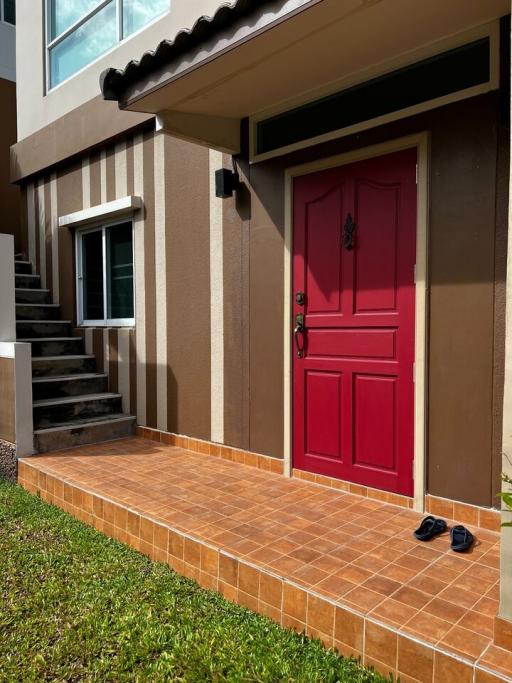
top-left (283, 133), bottom-right (430, 512)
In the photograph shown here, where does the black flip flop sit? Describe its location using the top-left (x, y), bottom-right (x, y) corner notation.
top-left (413, 515), bottom-right (447, 541)
top-left (450, 525), bottom-right (474, 553)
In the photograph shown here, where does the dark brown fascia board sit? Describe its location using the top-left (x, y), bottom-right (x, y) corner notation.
top-left (101, 0), bottom-right (324, 110)
top-left (11, 96), bottom-right (154, 184)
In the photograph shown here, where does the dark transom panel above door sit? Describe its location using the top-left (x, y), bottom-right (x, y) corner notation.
top-left (292, 148), bottom-right (417, 496)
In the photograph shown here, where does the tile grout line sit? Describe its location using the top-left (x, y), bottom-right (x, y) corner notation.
top-left (19, 459), bottom-right (497, 678)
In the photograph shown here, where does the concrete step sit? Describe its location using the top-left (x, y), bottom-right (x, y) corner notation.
top-left (15, 273), bottom-right (41, 289)
top-left (15, 260), bottom-right (32, 274)
top-left (16, 303), bottom-right (61, 321)
top-left (20, 337), bottom-right (85, 357)
top-left (17, 320), bottom-right (72, 339)
top-left (32, 355), bottom-right (96, 378)
top-left (33, 393), bottom-right (123, 429)
top-left (34, 415), bottom-right (136, 453)
top-left (15, 288), bottom-right (51, 304)
top-left (16, 304), bottom-right (60, 322)
top-left (32, 373), bottom-right (109, 400)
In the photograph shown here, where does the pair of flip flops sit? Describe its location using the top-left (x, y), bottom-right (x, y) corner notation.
top-left (413, 515), bottom-right (474, 552)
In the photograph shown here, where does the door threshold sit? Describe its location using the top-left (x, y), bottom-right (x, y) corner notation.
top-left (292, 468), bottom-right (414, 511)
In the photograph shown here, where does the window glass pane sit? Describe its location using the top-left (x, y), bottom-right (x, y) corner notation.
top-left (106, 223), bottom-right (134, 320)
top-left (49, 1), bottom-right (116, 87)
top-left (123, 0), bottom-right (169, 37)
top-left (82, 231), bottom-right (104, 321)
top-left (3, 0), bottom-right (15, 25)
top-left (50, 0), bottom-right (103, 39)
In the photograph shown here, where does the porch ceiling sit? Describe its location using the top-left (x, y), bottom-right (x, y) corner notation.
top-left (101, 0), bottom-right (509, 151)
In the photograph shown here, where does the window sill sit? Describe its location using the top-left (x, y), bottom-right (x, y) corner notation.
top-left (79, 321), bottom-right (135, 329)
top-left (59, 196), bottom-right (142, 229)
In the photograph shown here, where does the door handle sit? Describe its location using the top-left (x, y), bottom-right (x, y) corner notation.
top-left (294, 313), bottom-right (305, 358)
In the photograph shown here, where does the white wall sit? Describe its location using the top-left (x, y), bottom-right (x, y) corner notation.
top-left (0, 233), bottom-right (15, 342)
top-left (16, 0), bottom-right (226, 140)
top-left (0, 341), bottom-right (34, 456)
top-left (0, 22), bottom-right (15, 82)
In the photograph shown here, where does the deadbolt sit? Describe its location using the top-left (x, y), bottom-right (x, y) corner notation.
top-left (296, 291), bottom-right (305, 306)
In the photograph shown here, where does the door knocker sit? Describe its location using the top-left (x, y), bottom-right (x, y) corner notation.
top-left (342, 213), bottom-right (356, 251)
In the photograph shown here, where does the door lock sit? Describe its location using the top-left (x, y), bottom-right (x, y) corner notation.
top-left (296, 291), bottom-right (305, 306)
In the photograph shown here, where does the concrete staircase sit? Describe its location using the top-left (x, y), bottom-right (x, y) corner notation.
top-left (15, 254), bottom-right (136, 452)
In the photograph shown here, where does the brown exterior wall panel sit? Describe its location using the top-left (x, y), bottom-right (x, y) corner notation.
top-left (129, 328), bottom-right (138, 418)
top-left (247, 162), bottom-right (285, 458)
top-left (11, 95), bottom-right (153, 183)
top-left (33, 180), bottom-right (41, 275)
top-left (222, 153), bottom-right (249, 450)
top-left (93, 329), bottom-right (104, 372)
top-left (427, 98), bottom-right (497, 507)
top-left (0, 357), bottom-right (15, 444)
top-left (165, 135), bottom-right (211, 440)
top-left (56, 161), bottom-right (83, 323)
top-left (44, 177), bottom-right (53, 294)
top-left (0, 78), bottom-right (20, 249)
top-left (18, 185), bottom-right (29, 258)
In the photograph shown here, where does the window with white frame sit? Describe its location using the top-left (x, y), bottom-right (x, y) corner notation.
top-left (76, 220), bottom-right (134, 326)
top-left (47, 0), bottom-right (170, 89)
top-left (1, 0), bottom-right (15, 25)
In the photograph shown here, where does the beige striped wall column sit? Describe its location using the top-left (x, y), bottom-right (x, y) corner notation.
top-left (84, 329), bottom-right (93, 357)
top-left (36, 179), bottom-right (46, 288)
top-left (133, 132), bottom-right (146, 425)
top-left (209, 149), bottom-right (224, 443)
top-left (115, 140), bottom-right (127, 198)
top-left (50, 173), bottom-right (59, 303)
top-left (115, 139), bottom-right (132, 414)
top-left (82, 157), bottom-right (91, 209)
top-left (26, 182), bottom-right (36, 267)
top-left (154, 132), bottom-right (168, 432)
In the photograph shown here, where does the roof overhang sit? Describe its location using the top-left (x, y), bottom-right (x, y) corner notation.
top-left (100, 0), bottom-right (510, 154)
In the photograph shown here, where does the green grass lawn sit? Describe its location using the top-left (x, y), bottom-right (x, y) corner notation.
top-left (0, 479), bottom-right (389, 683)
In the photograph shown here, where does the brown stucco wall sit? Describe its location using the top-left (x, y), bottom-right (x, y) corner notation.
top-left (0, 78), bottom-right (20, 250)
top-left (10, 95), bottom-right (152, 184)
top-left (164, 136), bottom-right (211, 440)
top-left (0, 356), bottom-right (15, 444)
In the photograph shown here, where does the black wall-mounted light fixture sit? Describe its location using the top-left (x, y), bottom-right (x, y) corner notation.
top-left (215, 168), bottom-right (240, 199)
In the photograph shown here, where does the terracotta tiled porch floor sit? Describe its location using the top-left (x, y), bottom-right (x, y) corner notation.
top-left (19, 438), bottom-right (512, 682)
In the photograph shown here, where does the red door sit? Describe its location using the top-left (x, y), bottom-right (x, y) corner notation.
top-left (292, 149), bottom-right (417, 496)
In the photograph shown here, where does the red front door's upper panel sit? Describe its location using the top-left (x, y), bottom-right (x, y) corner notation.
top-left (292, 149), bottom-right (417, 496)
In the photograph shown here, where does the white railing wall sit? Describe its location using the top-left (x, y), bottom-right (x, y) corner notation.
top-left (0, 234), bottom-right (34, 456)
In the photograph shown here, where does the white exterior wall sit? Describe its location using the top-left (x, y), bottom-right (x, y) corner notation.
top-left (0, 21), bottom-right (15, 82)
top-left (16, 0), bottom-right (227, 141)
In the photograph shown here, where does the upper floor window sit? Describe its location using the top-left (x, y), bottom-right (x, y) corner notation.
top-left (1, 0), bottom-right (15, 25)
top-left (47, 0), bottom-right (169, 89)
